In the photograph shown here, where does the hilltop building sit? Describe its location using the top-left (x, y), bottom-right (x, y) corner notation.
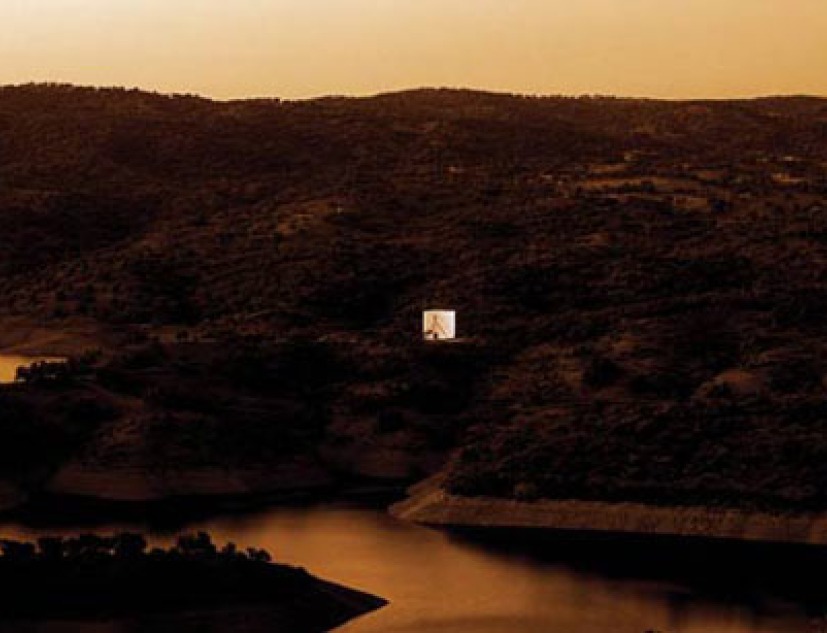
top-left (423, 310), bottom-right (456, 341)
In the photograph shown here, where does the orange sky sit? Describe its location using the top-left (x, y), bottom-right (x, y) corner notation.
top-left (2, 0), bottom-right (826, 100)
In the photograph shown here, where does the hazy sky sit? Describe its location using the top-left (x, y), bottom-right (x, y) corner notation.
top-left (2, 0), bottom-right (826, 100)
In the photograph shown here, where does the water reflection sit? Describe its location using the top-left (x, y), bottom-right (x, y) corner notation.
top-left (0, 503), bottom-right (825, 633)
top-left (0, 355), bottom-right (63, 383)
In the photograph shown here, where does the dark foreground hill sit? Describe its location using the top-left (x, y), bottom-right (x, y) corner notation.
top-left (2, 84), bottom-right (827, 515)
top-left (0, 532), bottom-right (385, 631)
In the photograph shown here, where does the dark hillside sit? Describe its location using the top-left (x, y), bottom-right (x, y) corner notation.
top-left (2, 85), bottom-right (827, 510)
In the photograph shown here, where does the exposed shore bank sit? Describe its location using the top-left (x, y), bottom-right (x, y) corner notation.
top-left (391, 477), bottom-right (827, 546)
top-left (0, 317), bottom-right (117, 357)
top-left (0, 475), bottom-right (406, 524)
top-left (45, 456), bottom-right (335, 503)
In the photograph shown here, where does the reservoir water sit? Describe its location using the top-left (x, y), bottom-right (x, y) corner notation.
top-left (0, 355), bottom-right (63, 383)
top-left (0, 501), bottom-right (824, 633)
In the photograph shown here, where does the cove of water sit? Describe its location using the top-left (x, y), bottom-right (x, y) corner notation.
top-left (0, 355), bottom-right (64, 384)
top-left (0, 502), bottom-right (824, 633)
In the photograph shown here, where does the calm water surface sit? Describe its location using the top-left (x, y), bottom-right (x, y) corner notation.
top-left (0, 355), bottom-right (63, 383)
top-left (0, 503), bottom-right (824, 633)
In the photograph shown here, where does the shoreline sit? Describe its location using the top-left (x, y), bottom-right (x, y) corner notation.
top-left (0, 533), bottom-right (387, 631)
top-left (11, 472), bottom-right (827, 549)
top-left (0, 317), bottom-right (117, 357)
top-left (0, 481), bottom-right (407, 525)
top-left (390, 476), bottom-right (827, 547)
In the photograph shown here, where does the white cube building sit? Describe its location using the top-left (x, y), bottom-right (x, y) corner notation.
top-left (423, 310), bottom-right (456, 341)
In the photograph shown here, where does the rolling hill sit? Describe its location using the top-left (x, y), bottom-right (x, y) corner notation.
top-left (2, 84), bottom-right (827, 514)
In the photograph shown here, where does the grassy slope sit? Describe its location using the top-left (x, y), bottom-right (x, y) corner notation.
top-left (2, 85), bottom-right (827, 510)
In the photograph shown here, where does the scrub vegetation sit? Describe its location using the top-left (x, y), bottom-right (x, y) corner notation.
top-left (0, 531), bottom-right (385, 627)
top-left (2, 84), bottom-right (827, 511)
